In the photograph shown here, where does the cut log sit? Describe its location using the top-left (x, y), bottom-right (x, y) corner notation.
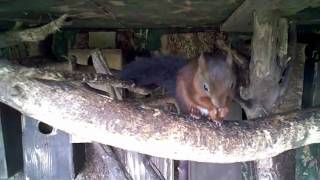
top-left (0, 60), bottom-right (319, 163)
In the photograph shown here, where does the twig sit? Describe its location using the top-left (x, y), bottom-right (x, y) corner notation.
top-left (90, 49), bottom-right (123, 100)
top-left (90, 0), bottom-right (126, 28)
top-left (12, 64), bottom-right (151, 95)
top-left (140, 154), bottom-right (166, 180)
top-left (96, 143), bottom-right (134, 180)
top-left (128, 96), bottom-right (180, 114)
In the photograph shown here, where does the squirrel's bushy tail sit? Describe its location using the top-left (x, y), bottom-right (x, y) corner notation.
top-left (120, 56), bottom-right (187, 96)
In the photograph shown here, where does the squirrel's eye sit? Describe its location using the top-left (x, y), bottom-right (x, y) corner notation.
top-left (203, 83), bottom-right (209, 92)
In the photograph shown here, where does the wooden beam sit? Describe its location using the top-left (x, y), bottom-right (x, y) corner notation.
top-left (0, 60), bottom-right (320, 163)
top-left (221, 0), bottom-right (320, 32)
top-left (221, 0), bottom-right (272, 32)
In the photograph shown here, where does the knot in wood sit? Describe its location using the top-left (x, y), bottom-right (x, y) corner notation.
top-left (255, 61), bottom-right (270, 78)
top-left (10, 83), bottom-right (26, 98)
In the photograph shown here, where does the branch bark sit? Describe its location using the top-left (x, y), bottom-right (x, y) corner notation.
top-left (0, 14), bottom-right (67, 48)
top-left (0, 60), bottom-right (320, 163)
top-left (7, 61), bottom-right (151, 95)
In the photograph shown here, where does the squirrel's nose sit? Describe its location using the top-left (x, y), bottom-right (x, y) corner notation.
top-left (211, 98), bottom-right (223, 108)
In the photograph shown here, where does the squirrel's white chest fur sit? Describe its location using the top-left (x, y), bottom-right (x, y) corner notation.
top-left (197, 106), bottom-right (209, 116)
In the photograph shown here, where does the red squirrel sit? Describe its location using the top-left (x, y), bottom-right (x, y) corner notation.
top-left (121, 50), bottom-right (236, 121)
top-left (175, 51), bottom-right (235, 121)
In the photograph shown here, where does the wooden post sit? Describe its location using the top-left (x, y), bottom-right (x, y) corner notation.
top-left (255, 25), bottom-right (303, 180)
top-left (296, 32), bottom-right (320, 180)
top-left (0, 103), bottom-right (23, 178)
top-left (251, 9), bottom-right (281, 179)
top-left (240, 10), bottom-right (303, 179)
top-left (267, 21), bottom-right (307, 180)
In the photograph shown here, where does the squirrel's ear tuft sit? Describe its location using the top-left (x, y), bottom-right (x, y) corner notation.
top-left (198, 52), bottom-right (207, 69)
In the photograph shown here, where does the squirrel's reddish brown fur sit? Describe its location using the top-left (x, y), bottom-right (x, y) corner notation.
top-left (121, 50), bottom-right (236, 122)
top-left (175, 51), bottom-right (235, 121)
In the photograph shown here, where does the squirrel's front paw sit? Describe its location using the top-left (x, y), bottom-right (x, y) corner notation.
top-left (189, 107), bottom-right (201, 119)
top-left (212, 120), bottom-right (223, 126)
top-left (208, 109), bottom-right (218, 120)
top-left (218, 107), bottom-right (229, 118)
top-left (208, 109), bottom-right (223, 126)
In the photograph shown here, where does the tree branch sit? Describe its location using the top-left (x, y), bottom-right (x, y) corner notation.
top-left (6, 60), bottom-right (151, 95)
top-left (0, 60), bottom-right (320, 163)
top-left (0, 14), bottom-right (68, 48)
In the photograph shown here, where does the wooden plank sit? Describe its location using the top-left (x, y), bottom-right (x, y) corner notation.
top-left (221, 0), bottom-right (272, 32)
top-left (0, 0), bottom-right (243, 28)
top-left (296, 33), bottom-right (320, 180)
top-left (89, 32), bottom-right (116, 49)
top-left (189, 102), bottom-right (242, 180)
top-left (0, 103), bottom-right (23, 179)
top-left (22, 116), bottom-right (85, 180)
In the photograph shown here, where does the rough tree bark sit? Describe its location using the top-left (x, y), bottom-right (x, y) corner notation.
top-left (239, 11), bottom-right (289, 118)
top-left (262, 23), bottom-right (303, 180)
top-left (0, 60), bottom-right (319, 164)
